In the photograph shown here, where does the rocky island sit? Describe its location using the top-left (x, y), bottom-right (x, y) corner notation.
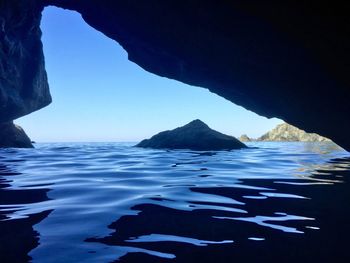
top-left (136, 119), bottom-right (247, 151)
top-left (239, 134), bottom-right (252, 142)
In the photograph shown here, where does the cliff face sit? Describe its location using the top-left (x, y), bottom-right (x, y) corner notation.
top-left (1, 1), bottom-right (350, 150)
top-left (257, 123), bottom-right (331, 142)
top-left (0, 0), bottom-right (51, 123)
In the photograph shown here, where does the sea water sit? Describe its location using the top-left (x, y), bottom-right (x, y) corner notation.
top-left (0, 142), bottom-right (349, 262)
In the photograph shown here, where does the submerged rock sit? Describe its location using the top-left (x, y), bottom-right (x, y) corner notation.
top-left (257, 123), bottom-right (331, 142)
top-left (136, 119), bottom-right (247, 151)
top-left (0, 122), bottom-right (33, 148)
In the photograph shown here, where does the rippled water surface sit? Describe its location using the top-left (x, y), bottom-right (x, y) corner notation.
top-left (1, 142), bottom-right (350, 262)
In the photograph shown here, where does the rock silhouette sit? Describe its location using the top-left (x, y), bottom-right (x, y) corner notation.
top-left (0, 122), bottom-right (33, 148)
top-left (137, 120), bottom-right (247, 151)
top-left (1, 1), bottom-right (350, 150)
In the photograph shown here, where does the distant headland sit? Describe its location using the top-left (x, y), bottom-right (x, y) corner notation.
top-left (239, 123), bottom-right (331, 142)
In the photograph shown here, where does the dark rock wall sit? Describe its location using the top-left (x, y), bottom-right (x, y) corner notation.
top-left (1, 1), bottom-right (350, 150)
top-left (0, 122), bottom-right (33, 148)
top-left (0, 0), bottom-right (51, 123)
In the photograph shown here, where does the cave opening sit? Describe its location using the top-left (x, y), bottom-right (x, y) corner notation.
top-left (1, 3), bottom-right (350, 262)
top-left (17, 6), bottom-right (282, 143)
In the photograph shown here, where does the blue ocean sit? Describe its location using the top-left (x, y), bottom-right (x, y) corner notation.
top-left (0, 142), bottom-right (349, 262)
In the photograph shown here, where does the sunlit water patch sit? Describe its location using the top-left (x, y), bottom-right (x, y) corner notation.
top-left (0, 142), bottom-right (350, 262)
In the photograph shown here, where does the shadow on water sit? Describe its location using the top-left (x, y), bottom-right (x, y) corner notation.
top-left (86, 157), bottom-right (350, 263)
top-left (0, 162), bottom-right (52, 263)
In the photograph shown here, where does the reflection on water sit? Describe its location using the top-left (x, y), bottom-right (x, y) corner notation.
top-left (0, 163), bottom-right (51, 262)
top-left (126, 234), bottom-right (234, 246)
top-left (0, 142), bottom-right (349, 262)
top-left (215, 213), bottom-right (315, 234)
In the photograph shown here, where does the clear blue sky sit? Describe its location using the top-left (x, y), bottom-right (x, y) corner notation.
top-left (17, 7), bottom-right (282, 142)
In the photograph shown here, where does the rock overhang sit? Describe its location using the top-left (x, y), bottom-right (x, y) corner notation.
top-left (1, 1), bottom-right (349, 150)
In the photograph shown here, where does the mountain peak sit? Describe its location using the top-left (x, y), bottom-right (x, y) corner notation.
top-left (185, 119), bottom-right (208, 128)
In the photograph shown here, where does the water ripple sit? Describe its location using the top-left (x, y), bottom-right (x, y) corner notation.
top-left (0, 142), bottom-right (349, 262)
